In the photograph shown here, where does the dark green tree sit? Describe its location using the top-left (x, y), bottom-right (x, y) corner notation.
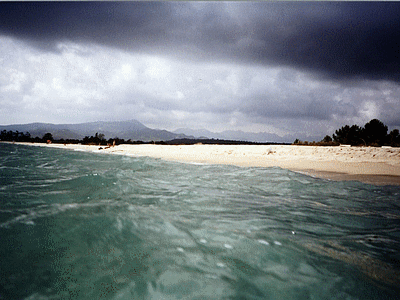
top-left (293, 138), bottom-right (301, 145)
top-left (333, 125), bottom-right (363, 145)
top-left (42, 133), bottom-right (53, 142)
top-left (1, 130), bottom-right (32, 142)
top-left (388, 129), bottom-right (400, 146)
top-left (82, 133), bottom-right (107, 145)
top-left (22, 132), bottom-right (31, 142)
top-left (363, 119), bottom-right (388, 145)
top-left (322, 135), bottom-right (332, 143)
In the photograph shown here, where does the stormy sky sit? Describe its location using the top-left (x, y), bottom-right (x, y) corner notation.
top-left (1, 2), bottom-right (400, 140)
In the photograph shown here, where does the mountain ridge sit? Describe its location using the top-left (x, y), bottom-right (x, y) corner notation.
top-left (0, 120), bottom-right (191, 142)
top-left (173, 128), bottom-right (318, 143)
top-left (1, 120), bottom-right (321, 143)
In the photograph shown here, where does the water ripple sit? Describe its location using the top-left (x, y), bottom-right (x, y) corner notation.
top-left (1, 143), bottom-right (399, 299)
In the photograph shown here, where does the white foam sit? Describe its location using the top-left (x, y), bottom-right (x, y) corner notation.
top-left (258, 239), bottom-right (270, 245)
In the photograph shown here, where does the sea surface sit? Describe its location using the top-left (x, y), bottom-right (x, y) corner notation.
top-left (1, 143), bottom-right (399, 300)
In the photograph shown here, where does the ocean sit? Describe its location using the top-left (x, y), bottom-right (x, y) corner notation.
top-left (0, 143), bottom-right (399, 300)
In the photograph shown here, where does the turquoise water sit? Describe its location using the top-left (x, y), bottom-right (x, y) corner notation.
top-left (0, 143), bottom-right (399, 300)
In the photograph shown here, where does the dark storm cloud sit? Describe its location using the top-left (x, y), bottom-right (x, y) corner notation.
top-left (1, 2), bottom-right (399, 82)
top-left (264, 2), bottom-right (400, 82)
top-left (0, 2), bottom-right (176, 51)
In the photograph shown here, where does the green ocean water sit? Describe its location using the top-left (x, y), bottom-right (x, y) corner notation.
top-left (0, 143), bottom-right (399, 300)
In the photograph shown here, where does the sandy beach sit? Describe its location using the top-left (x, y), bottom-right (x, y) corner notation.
top-left (18, 142), bottom-right (400, 186)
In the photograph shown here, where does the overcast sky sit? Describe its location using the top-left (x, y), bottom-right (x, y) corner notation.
top-left (1, 2), bottom-right (400, 139)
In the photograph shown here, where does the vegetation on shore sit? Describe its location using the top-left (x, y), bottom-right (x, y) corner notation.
top-left (1, 118), bottom-right (399, 147)
top-left (293, 119), bottom-right (400, 147)
top-left (0, 130), bottom-right (287, 146)
top-left (0, 130), bottom-right (33, 142)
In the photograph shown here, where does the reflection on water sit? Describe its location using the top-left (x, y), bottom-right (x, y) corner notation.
top-left (0, 143), bottom-right (399, 299)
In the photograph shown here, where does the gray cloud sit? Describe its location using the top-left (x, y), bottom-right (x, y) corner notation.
top-left (1, 2), bottom-right (400, 140)
top-left (1, 2), bottom-right (399, 82)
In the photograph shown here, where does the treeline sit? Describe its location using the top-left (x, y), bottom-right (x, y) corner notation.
top-left (1, 131), bottom-right (133, 145)
top-left (294, 119), bottom-right (400, 147)
top-left (154, 138), bottom-right (285, 145)
top-left (3, 119), bottom-right (399, 147)
top-left (1, 130), bottom-right (33, 142)
top-left (66, 135), bottom-right (286, 146)
top-left (80, 133), bottom-right (147, 146)
top-left (0, 130), bottom-right (55, 143)
top-left (1, 130), bottom-right (289, 146)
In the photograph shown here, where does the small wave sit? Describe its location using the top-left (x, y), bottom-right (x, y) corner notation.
top-left (0, 200), bottom-right (124, 228)
top-left (1, 144), bottom-right (400, 299)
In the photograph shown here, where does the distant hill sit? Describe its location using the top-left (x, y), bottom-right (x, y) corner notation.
top-left (1, 120), bottom-right (322, 143)
top-left (0, 120), bottom-right (191, 142)
top-left (173, 128), bottom-right (323, 143)
top-left (174, 128), bottom-right (291, 143)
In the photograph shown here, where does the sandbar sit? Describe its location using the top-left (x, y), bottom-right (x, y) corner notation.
top-left (15, 143), bottom-right (400, 185)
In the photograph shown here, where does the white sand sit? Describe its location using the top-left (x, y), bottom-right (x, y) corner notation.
top-left (19, 143), bottom-right (400, 185)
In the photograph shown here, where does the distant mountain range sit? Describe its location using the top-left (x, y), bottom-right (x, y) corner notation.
top-left (173, 128), bottom-right (323, 143)
top-left (0, 120), bottom-right (191, 142)
top-left (173, 128), bottom-right (289, 143)
top-left (0, 120), bottom-right (321, 143)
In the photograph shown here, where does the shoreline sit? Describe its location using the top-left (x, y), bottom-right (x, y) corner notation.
top-left (8, 142), bottom-right (400, 186)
